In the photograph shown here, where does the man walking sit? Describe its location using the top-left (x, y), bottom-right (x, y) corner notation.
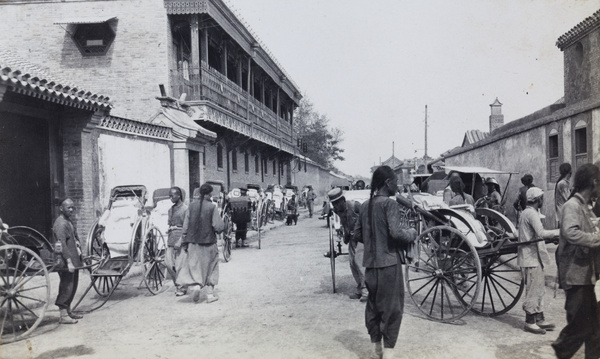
top-left (327, 188), bottom-right (368, 301)
top-left (306, 185), bottom-right (317, 218)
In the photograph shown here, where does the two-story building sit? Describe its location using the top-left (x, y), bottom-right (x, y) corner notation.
top-left (0, 0), bottom-right (315, 236)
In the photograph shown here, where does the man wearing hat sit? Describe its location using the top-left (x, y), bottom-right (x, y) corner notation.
top-left (327, 187), bottom-right (368, 301)
top-left (306, 185), bottom-right (317, 218)
top-left (517, 187), bottom-right (560, 334)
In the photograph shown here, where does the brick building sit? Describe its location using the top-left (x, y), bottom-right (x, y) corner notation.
top-left (0, 0), bottom-right (346, 238)
top-left (441, 9), bottom-right (600, 226)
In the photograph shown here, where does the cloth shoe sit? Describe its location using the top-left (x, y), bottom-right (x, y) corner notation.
top-left (59, 309), bottom-right (78, 324)
top-left (241, 241), bottom-right (249, 248)
top-left (349, 293), bottom-right (361, 300)
top-left (369, 342), bottom-right (383, 359)
top-left (524, 313), bottom-right (546, 334)
top-left (382, 348), bottom-right (395, 359)
top-left (360, 294), bottom-right (369, 303)
top-left (536, 312), bottom-right (555, 331)
top-left (68, 311), bottom-right (83, 320)
top-left (175, 289), bottom-right (187, 296)
top-left (192, 287), bottom-right (201, 303)
top-left (206, 293), bottom-right (219, 303)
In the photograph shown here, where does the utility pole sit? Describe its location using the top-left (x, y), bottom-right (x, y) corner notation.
top-left (424, 105), bottom-right (428, 160)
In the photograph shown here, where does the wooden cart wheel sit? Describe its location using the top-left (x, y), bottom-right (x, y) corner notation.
top-left (405, 226), bottom-right (482, 323)
top-left (470, 252), bottom-right (524, 316)
top-left (0, 244), bottom-right (51, 344)
top-left (328, 216), bottom-right (336, 293)
top-left (142, 226), bottom-right (167, 295)
top-left (221, 213), bottom-right (233, 262)
top-left (86, 221), bottom-right (118, 297)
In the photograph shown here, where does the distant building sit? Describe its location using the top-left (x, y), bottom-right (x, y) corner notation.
top-left (441, 9), bottom-right (600, 226)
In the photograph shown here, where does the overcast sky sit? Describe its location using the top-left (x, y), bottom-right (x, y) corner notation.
top-left (229, 0), bottom-right (599, 177)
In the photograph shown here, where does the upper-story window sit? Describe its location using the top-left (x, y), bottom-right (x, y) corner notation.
top-left (255, 155), bottom-right (259, 174)
top-left (231, 149), bottom-right (237, 171)
top-left (574, 120), bottom-right (588, 169)
top-left (548, 129), bottom-right (560, 181)
top-left (244, 152), bottom-right (249, 173)
top-left (73, 22), bottom-right (116, 56)
top-left (217, 144), bottom-right (224, 169)
top-left (272, 160), bottom-right (276, 176)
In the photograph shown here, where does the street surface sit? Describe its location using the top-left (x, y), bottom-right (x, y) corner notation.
top-left (1, 208), bottom-right (591, 359)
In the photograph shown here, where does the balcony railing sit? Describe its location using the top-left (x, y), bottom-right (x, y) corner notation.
top-left (170, 63), bottom-right (292, 139)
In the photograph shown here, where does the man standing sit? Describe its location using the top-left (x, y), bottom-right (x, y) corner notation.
top-left (327, 188), bottom-right (368, 301)
top-left (306, 185), bottom-right (317, 218)
top-left (517, 187), bottom-right (559, 334)
top-left (554, 163), bottom-right (572, 226)
top-left (167, 187), bottom-right (188, 296)
top-left (53, 198), bottom-right (83, 324)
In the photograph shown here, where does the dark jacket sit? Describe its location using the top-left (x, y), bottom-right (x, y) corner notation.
top-left (52, 214), bottom-right (83, 268)
top-left (182, 199), bottom-right (224, 245)
top-left (353, 195), bottom-right (416, 268)
top-left (557, 193), bottom-right (600, 290)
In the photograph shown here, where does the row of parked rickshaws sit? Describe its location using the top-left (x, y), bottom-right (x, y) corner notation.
top-left (325, 166), bottom-right (554, 324)
top-left (0, 180), bottom-right (302, 343)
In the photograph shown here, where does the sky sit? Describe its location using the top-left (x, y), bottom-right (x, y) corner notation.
top-left (227, 0), bottom-right (599, 177)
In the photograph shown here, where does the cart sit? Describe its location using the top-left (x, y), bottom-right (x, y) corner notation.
top-left (73, 185), bottom-right (168, 312)
top-left (0, 218), bottom-right (56, 343)
top-left (227, 184), bottom-right (262, 250)
top-left (325, 189), bottom-right (371, 293)
top-left (206, 181), bottom-right (234, 262)
top-left (399, 166), bottom-right (529, 323)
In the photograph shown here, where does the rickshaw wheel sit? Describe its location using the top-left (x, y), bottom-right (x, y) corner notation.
top-left (86, 221), bottom-right (117, 297)
top-left (221, 213), bottom-right (233, 262)
top-left (405, 226), bottom-right (482, 323)
top-left (142, 226), bottom-right (168, 295)
top-left (0, 244), bottom-right (51, 344)
top-left (328, 217), bottom-right (336, 293)
top-left (257, 201), bottom-right (268, 229)
top-left (469, 252), bottom-right (524, 316)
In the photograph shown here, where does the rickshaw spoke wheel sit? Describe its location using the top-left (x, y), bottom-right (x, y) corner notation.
top-left (142, 227), bottom-right (167, 295)
top-left (405, 226), bottom-right (481, 323)
top-left (221, 214), bottom-right (233, 262)
top-left (0, 245), bottom-right (50, 344)
top-left (328, 217), bottom-right (336, 293)
top-left (470, 253), bottom-right (524, 316)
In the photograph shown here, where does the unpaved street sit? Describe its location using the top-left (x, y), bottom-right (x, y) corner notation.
top-left (0, 209), bottom-right (587, 359)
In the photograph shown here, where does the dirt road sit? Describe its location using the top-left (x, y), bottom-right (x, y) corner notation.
top-left (1, 209), bottom-right (591, 359)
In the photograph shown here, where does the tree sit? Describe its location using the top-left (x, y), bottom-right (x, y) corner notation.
top-left (293, 97), bottom-right (345, 170)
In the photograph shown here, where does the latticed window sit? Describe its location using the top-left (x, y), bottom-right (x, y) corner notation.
top-left (73, 23), bottom-right (115, 56)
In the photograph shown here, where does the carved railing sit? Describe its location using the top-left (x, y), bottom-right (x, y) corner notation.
top-left (99, 116), bottom-right (171, 139)
top-left (169, 63), bottom-right (292, 139)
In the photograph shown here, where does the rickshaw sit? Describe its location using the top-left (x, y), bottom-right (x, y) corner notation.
top-left (0, 185), bottom-right (168, 343)
top-left (227, 183), bottom-right (262, 250)
top-left (205, 181), bottom-right (234, 262)
top-left (248, 184), bottom-right (268, 234)
top-left (398, 166), bottom-right (529, 323)
top-left (325, 189), bottom-right (371, 293)
top-left (77, 185), bottom-right (168, 310)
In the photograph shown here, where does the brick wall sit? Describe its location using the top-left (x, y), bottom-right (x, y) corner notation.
top-left (564, 27), bottom-right (600, 105)
top-left (0, 0), bottom-right (169, 121)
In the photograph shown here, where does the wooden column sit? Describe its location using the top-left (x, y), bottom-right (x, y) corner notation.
top-left (222, 42), bottom-right (227, 77)
top-left (237, 57), bottom-right (243, 88)
top-left (190, 14), bottom-right (200, 98)
top-left (247, 57), bottom-right (252, 95)
top-left (201, 26), bottom-right (208, 63)
top-left (276, 88), bottom-right (281, 118)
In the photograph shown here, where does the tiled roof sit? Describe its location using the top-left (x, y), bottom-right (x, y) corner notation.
top-left (462, 129), bottom-right (489, 147)
top-left (556, 9), bottom-right (600, 50)
top-left (0, 49), bottom-right (112, 110)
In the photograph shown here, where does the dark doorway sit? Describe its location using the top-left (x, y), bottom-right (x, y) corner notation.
top-left (189, 150), bottom-right (200, 198)
top-left (0, 113), bottom-right (52, 236)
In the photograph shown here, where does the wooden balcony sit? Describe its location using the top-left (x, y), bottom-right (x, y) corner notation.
top-left (170, 63), bottom-right (293, 141)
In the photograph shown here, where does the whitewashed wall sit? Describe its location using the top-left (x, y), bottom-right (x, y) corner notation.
top-left (98, 133), bottom-right (171, 207)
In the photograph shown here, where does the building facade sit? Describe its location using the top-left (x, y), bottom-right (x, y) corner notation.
top-left (442, 9), bottom-right (600, 226)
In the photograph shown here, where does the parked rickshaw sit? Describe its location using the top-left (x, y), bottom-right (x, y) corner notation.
top-left (78, 185), bottom-right (168, 308)
top-left (227, 184), bottom-right (262, 250)
top-left (206, 181), bottom-right (234, 262)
